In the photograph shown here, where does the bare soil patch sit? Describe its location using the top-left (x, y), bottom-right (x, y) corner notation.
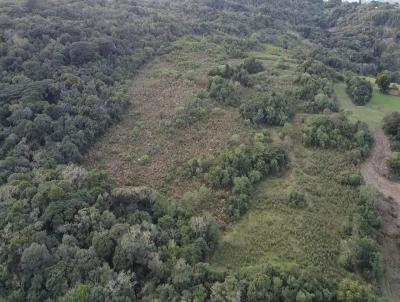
top-left (361, 129), bottom-right (400, 300)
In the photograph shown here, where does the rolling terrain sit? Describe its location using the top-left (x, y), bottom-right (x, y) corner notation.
top-left (1, 0), bottom-right (400, 301)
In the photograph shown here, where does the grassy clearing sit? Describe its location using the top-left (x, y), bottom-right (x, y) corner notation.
top-left (85, 36), bottom-right (253, 197)
top-left (211, 123), bottom-right (359, 276)
top-left (336, 80), bottom-right (400, 128)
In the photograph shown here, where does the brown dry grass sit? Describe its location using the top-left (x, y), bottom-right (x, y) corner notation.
top-left (86, 55), bottom-right (251, 202)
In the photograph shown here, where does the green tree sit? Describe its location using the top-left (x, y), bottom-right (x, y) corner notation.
top-left (247, 274), bottom-right (272, 301)
top-left (376, 72), bottom-right (391, 93)
top-left (346, 77), bottom-right (373, 105)
top-left (211, 276), bottom-right (241, 302)
top-left (208, 76), bottom-right (239, 106)
top-left (20, 243), bottom-right (51, 274)
top-left (337, 277), bottom-right (364, 302)
top-left (63, 284), bottom-right (90, 302)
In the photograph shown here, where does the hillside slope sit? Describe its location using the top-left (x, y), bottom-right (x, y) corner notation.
top-left (0, 0), bottom-right (399, 301)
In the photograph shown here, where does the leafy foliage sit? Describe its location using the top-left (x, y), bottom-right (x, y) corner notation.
top-left (383, 112), bottom-right (400, 150)
top-left (303, 115), bottom-right (373, 164)
top-left (240, 93), bottom-right (294, 126)
top-left (174, 98), bottom-right (208, 128)
top-left (345, 77), bottom-right (373, 106)
top-left (376, 72), bottom-right (391, 93)
top-left (387, 152), bottom-right (400, 180)
top-left (208, 76), bottom-right (240, 106)
top-left (184, 133), bottom-right (288, 217)
top-left (0, 0), bottom-right (392, 300)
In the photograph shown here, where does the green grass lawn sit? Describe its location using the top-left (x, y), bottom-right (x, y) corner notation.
top-left (336, 81), bottom-right (400, 128)
top-left (211, 135), bottom-right (358, 277)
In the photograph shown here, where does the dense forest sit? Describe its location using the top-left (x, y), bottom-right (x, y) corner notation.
top-left (0, 0), bottom-right (400, 301)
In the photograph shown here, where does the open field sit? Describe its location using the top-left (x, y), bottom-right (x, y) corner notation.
top-left (336, 81), bottom-right (400, 128)
top-left (86, 35), bottom-right (301, 195)
top-left (211, 122), bottom-right (359, 276)
top-left (86, 37), bottom-right (253, 197)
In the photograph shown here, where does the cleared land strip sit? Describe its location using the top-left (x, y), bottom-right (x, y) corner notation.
top-left (361, 129), bottom-right (400, 301)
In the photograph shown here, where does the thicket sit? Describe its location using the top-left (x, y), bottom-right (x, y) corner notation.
top-left (184, 133), bottom-right (288, 217)
top-left (207, 59), bottom-right (265, 106)
top-left (339, 186), bottom-right (383, 282)
top-left (207, 76), bottom-right (240, 106)
top-left (240, 92), bottom-right (294, 126)
top-left (295, 73), bottom-right (335, 102)
top-left (303, 115), bottom-right (373, 164)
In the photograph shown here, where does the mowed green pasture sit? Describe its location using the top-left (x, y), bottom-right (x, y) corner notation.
top-left (336, 80), bottom-right (400, 128)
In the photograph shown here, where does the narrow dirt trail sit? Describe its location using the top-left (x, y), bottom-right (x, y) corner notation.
top-left (361, 129), bottom-right (400, 301)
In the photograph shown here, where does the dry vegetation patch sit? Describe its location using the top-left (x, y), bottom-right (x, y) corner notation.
top-left (86, 56), bottom-right (251, 197)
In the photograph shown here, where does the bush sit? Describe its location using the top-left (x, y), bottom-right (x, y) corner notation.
top-left (241, 58), bottom-right (264, 74)
top-left (295, 73), bottom-right (334, 100)
top-left (339, 171), bottom-right (363, 186)
top-left (208, 62), bottom-right (253, 87)
top-left (239, 93), bottom-right (293, 125)
top-left (387, 152), bottom-right (400, 180)
top-left (383, 112), bottom-right (400, 151)
top-left (346, 77), bottom-right (373, 105)
top-left (376, 72), bottom-right (391, 93)
top-left (304, 93), bottom-right (338, 113)
top-left (303, 115), bottom-right (373, 163)
top-left (288, 190), bottom-right (306, 207)
top-left (208, 64), bottom-right (235, 79)
top-left (300, 59), bottom-right (338, 80)
top-left (174, 99), bottom-right (208, 128)
top-left (206, 133), bottom-right (288, 188)
top-left (208, 76), bottom-right (239, 106)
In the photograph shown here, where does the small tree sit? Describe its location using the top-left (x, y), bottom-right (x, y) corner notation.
top-left (376, 72), bottom-right (391, 93)
top-left (346, 77), bottom-right (373, 105)
top-left (208, 76), bottom-right (239, 106)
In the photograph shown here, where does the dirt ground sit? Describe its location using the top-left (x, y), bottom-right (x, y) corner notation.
top-left (361, 129), bottom-right (400, 301)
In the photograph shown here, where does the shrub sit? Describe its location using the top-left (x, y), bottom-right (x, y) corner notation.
top-left (376, 72), bottom-right (391, 93)
top-left (208, 76), bottom-right (239, 106)
top-left (288, 190), bottom-right (306, 207)
top-left (206, 133), bottom-right (288, 188)
top-left (303, 115), bottom-right (373, 163)
top-left (138, 154), bottom-right (151, 165)
top-left (241, 58), bottom-right (264, 74)
top-left (304, 93), bottom-right (338, 113)
top-left (295, 73), bottom-right (334, 100)
top-left (209, 62), bottom-right (253, 87)
top-left (208, 64), bottom-right (235, 79)
top-left (345, 77), bottom-right (373, 105)
top-left (339, 171), bottom-right (363, 186)
top-left (387, 152), bottom-right (400, 179)
top-left (239, 93), bottom-right (293, 125)
top-left (383, 112), bottom-right (400, 150)
top-left (175, 99), bottom-right (208, 128)
top-left (300, 59), bottom-right (339, 80)
top-left (303, 115), bottom-right (373, 157)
